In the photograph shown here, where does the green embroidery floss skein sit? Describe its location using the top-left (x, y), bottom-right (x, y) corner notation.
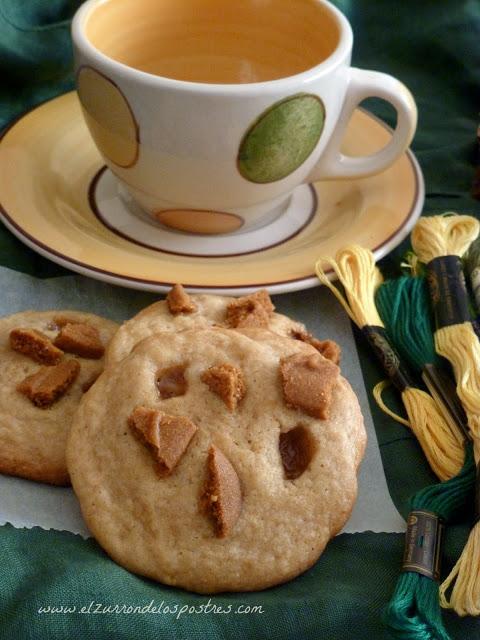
top-left (383, 453), bottom-right (475, 640)
top-left (376, 276), bottom-right (440, 373)
top-left (376, 277), bottom-right (476, 640)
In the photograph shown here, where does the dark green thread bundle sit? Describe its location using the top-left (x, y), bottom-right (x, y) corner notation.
top-left (376, 277), bottom-right (476, 640)
top-left (382, 448), bottom-right (475, 640)
top-left (375, 276), bottom-right (441, 373)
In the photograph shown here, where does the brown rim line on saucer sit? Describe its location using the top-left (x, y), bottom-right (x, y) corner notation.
top-left (0, 92), bottom-right (424, 295)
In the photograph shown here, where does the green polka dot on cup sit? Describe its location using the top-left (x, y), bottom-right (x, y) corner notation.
top-left (237, 94), bottom-right (325, 184)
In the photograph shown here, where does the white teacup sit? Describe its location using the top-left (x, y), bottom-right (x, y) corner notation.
top-left (72, 0), bottom-right (417, 235)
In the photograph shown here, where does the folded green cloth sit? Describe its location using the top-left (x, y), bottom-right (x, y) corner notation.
top-left (0, 1), bottom-right (480, 638)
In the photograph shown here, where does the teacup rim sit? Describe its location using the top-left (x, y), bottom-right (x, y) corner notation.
top-left (72, 0), bottom-right (353, 94)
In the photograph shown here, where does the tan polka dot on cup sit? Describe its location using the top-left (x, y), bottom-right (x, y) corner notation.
top-left (77, 66), bottom-right (139, 168)
top-left (155, 209), bottom-right (244, 235)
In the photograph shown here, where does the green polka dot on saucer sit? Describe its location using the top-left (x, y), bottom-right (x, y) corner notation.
top-left (237, 94), bottom-right (325, 184)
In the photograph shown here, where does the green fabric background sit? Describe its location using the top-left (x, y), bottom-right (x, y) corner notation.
top-left (1, 0), bottom-right (480, 638)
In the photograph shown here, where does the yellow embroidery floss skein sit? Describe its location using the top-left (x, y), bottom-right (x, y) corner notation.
top-left (315, 245), bottom-right (464, 481)
top-left (411, 214), bottom-right (480, 617)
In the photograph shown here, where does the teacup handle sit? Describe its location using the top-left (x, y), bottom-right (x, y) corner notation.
top-left (306, 67), bottom-right (417, 181)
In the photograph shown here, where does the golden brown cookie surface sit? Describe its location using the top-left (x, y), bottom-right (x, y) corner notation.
top-left (105, 287), bottom-right (321, 366)
top-left (0, 310), bottom-right (118, 485)
top-left (68, 328), bottom-right (365, 592)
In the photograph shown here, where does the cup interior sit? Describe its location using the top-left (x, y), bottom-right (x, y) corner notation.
top-left (84, 0), bottom-right (340, 84)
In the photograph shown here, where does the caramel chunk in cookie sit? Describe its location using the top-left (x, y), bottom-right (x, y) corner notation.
top-left (201, 445), bottom-right (242, 538)
top-left (17, 360), bottom-right (80, 408)
top-left (279, 425), bottom-right (316, 479)
top-left (225, 290), bottom-right (275, 328)
top-left (156, 365), bottom-right (187, 399)
top-left (47, 315), bottom-right (79, 331)
top-left (201, 363), bottom-right (246, 411)
top-left (316, 340), bottom-right (341, 366)
top-left (166, 284), bottom-right (197, 315)
top-left (280, 353), bottom-right (339, 419)
top-left (54, 323), bottom-right (104, 359)
top-left (291, 329), bottom-right (341, 365)
top-left (10, 328), bottom-right (63, 365)
top-left (250, 289), bottom-right (275, 313)
top-left (128, 407), bottom-right (197, 477)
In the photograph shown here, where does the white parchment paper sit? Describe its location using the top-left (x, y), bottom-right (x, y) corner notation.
top-left (0, 266), bottom-right (405, 537)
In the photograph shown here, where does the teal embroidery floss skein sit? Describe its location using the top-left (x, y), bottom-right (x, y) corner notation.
top-left (376, 276), bottom-right (476, 640)
top-left (383, 453), bottom-right (475, 640)
top-left (376, 276), bottom-right (440, 375)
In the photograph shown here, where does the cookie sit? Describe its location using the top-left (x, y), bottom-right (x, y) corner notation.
top-left (68, 327), bottom-right (365, 593)
top-left (105, 285), bottom-right (340, 365)
top-left (0, 310), bottom-right (118, 485)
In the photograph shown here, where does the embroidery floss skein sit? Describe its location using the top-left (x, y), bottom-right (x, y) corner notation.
top-left (383, 449), bottom-right (475, 640)
top-left (376, 275), bottom-right (476, 640)
top-left (411, 215), bottom-right (480, 443)
top-left (411, 214), bottom-right (480, 616)
top-left (465, 237), bottom-right (480, 340)
top-left (315, 247), bottom-right (473, 639)
top-left (465, 235), bottom-right (480, 314)
top-left (376, 276), bottom-right (441, 375)
top-left (375, 276), bottom-right (464, 480)
top-left (314, 246), bottom-right (462, 481)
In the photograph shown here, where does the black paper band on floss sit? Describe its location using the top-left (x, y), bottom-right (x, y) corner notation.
top-left (474, 463), bottom-right (480, 528)
top-left (402, 510), bottom-right (444, 581)
top-left (426, 255), bottom-right (470, 329)
top-left (361, 325), bottom-right (415, 392)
